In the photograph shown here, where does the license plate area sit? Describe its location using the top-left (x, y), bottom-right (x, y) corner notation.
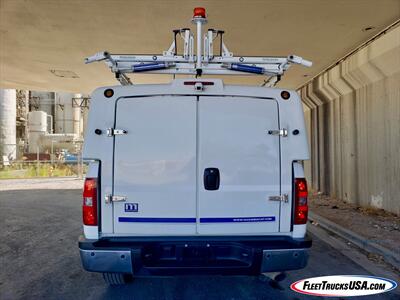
top-left (142, 242), bottom-right (254, 268)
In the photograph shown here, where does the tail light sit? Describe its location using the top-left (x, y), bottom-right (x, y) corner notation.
top-left (294, 178), bottom-right (308, 224)
top-left (83, 178), bottom-right (98, 226)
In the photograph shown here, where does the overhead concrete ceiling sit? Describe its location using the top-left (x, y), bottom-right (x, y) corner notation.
top-left (0, 0), bottom-right (399, 93)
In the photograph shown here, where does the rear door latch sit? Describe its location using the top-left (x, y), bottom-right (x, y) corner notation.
top-left (105, 194), bottom-right (127, 203)
top-left (268, 129), bottom-right (288, 137)
top-left (269, 194), bottom-right (289, 203)
top-left (107, 128), bottom-right (127, 137)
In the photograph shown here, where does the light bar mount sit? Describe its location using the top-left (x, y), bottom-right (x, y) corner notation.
top-left (85, 7), bottom-right (312, 87)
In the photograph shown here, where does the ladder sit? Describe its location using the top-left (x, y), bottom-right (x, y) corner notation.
top-left (85, 7), bottom-right (312, 87)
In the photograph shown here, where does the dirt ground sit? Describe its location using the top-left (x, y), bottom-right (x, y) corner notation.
top-left (309, 194), bottom-right (400, 255)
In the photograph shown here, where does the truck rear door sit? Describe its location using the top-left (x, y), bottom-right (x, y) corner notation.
top-left (112, 96), bottom-right (197, 235)
top-left (197, 96), bottom-right (281, 234)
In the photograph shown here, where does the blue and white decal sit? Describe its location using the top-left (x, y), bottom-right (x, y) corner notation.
top-left (124, 203), bottom-right (138, 212)
top-left (200, 216), bottom-right (275, 223)
top-left (118, 216), bottom-right (275, 223)
top-left (119, 217), bottom-right (195, 223)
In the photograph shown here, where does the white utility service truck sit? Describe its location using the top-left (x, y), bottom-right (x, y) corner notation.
top-left (79, 8), bottom-right (312, 285)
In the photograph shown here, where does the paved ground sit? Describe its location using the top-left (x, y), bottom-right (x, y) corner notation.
top-left (0, 182), bottom-right (399, 300)
top-left (0, 177), bottom-right (84, 191)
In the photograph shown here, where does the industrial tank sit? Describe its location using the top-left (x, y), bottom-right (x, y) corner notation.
top-left (55, 92), bottom-right (75, 134)
top-left (27, 110), bottom-right (80, 153)
top-left (30, 91), bottom-right (55, 119)
top-left (28, 111), bottom-right (47, 132)
top-left (27, 111), bottom-right (47, 153)
top-left (0, 89), bottom-right (17, 162)
top-left (54, 92), bottom-right (87, 138)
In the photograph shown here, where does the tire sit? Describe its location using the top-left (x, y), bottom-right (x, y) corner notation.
top-left (102, 272), bottom-right (133, 285)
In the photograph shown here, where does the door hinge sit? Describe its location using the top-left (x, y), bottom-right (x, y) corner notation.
top-left (268, 128), bottom-right (288, 137)
top-left (107, 128), bottom-right (127, 137)
top-left (105, 194), bottom-right (127, 203)
top-left (269, 194), bottom-right (289, 203)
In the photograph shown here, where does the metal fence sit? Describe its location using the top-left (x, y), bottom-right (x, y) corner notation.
top-left (0, 156), bottom-right (87, 179)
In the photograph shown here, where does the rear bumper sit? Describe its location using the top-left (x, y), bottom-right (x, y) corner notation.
top-left (79, 235), bottom-right (311, 276)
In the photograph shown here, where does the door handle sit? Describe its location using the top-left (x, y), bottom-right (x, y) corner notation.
top-left (204, 168), bottom-right (220, 190)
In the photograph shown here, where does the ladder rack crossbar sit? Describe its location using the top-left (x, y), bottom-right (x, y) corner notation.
top-left (84, 8), bottom-right (312, 86)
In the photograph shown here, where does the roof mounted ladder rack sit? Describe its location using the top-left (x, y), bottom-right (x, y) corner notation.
top-left (85, 7), bottom-right (312, 87)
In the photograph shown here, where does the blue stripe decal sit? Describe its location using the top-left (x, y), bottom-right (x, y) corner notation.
top-left (200, 216), bottom-right (276, 223)
top-left (118, 216), bottom-right (276, 223)
top-left (119, 217), bottom-right (196, 223)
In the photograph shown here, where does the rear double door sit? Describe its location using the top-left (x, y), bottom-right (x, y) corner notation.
top-left (113, 95), bottom-right (281, 235)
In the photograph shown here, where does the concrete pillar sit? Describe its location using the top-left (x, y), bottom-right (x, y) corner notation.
top-left (0, 89), bottom-right (17, 163)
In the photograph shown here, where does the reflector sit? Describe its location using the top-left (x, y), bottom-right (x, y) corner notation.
top-left (281, 91), bottom-right (291, 100)
top-left (183, 81), bottom-right (214, 85)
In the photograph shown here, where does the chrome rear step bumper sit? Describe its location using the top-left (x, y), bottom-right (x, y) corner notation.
top-left (79, 235), bottom-right (311, 275)
top-left (80, 249), bottom-right (133, 274)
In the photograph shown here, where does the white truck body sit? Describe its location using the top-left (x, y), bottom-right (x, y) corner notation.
top-left (84, 79), bottom-right (308, 235)
top-left (79, 79), bottom-right (311, 281)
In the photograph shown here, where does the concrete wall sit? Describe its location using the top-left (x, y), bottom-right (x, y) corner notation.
top-left (299, 25), bottom-right (400, 215)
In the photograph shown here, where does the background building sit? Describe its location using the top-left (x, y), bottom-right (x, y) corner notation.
top-left (0, 89), bottom-right (89, 162)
